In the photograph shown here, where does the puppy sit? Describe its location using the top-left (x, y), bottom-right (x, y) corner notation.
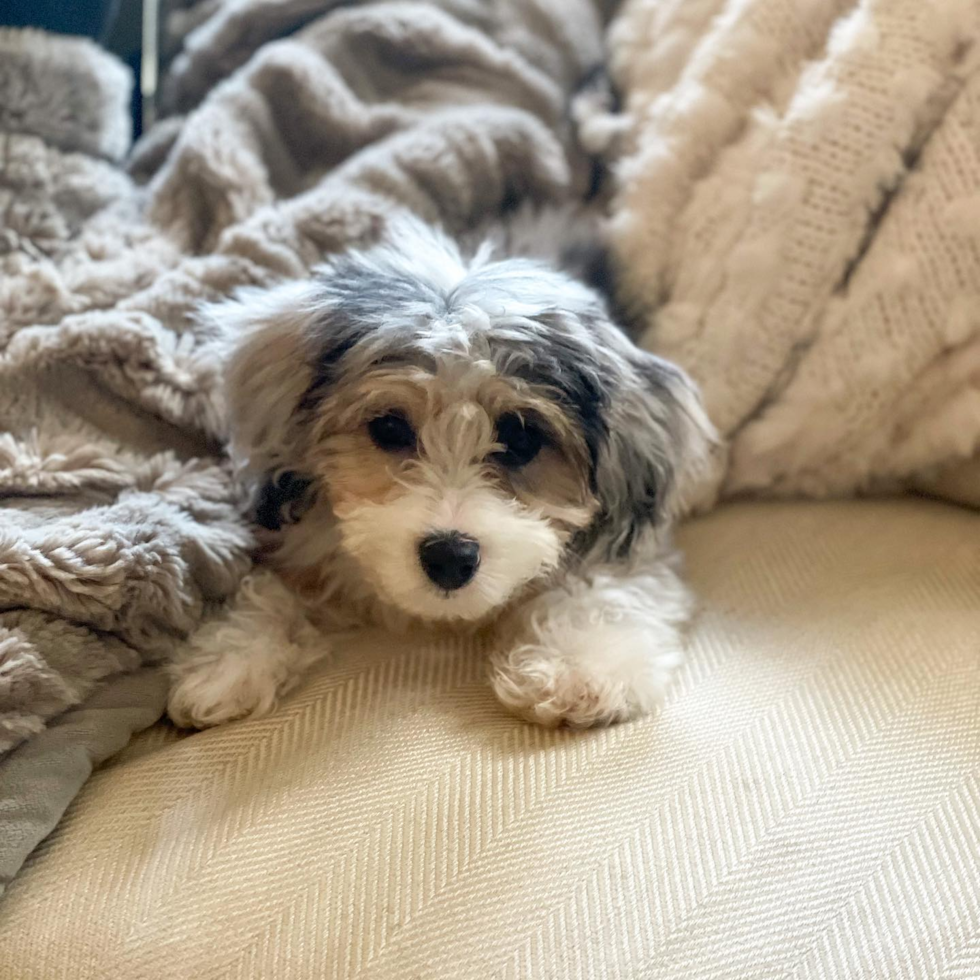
top-left (167, 212), bottom-right (717, 730)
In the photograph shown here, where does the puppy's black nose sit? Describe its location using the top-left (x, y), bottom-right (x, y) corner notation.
top-left (418, 532), bottom-right (480, 591)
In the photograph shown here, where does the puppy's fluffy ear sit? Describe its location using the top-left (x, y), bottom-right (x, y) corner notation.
top-left (594, 352), bottom-right (720, 557)
top-left (648, 358), bottom-right (723, 520)
top-left (203, 280), bottom-right (322, 474)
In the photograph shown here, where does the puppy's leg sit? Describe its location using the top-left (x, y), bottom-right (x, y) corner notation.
top-left (167, 570), bottom-right (327, 729)
top-left (490, 560), bottom-right (692, 728)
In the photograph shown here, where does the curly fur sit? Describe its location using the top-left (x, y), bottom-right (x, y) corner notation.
top-left (168, 211), bottom-right (718, 729)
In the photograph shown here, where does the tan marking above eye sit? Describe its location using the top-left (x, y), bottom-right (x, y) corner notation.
top-left (506, 445), bottom-right (598, 531)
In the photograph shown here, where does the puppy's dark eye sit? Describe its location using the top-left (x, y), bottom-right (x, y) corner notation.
top-left (368, 412), bottom-right (416, 452)
top-left (494, 412), bottom-right (543, 469)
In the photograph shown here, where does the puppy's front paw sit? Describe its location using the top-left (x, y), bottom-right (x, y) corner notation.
top-left (490, 621), bottom-right (681, 728)
top-left (167, 650), bottom-right (280, 729)
top-left (491, 655), bottom-right (626, 728)
top-left (166, 569), bottom-right (329, 730)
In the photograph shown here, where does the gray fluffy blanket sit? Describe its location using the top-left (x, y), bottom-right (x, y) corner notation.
top-left (0, 0), bottom-right (606, 895)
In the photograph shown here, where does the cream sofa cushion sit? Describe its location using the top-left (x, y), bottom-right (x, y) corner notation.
top-left (1, 500), bottom-right (977, 979)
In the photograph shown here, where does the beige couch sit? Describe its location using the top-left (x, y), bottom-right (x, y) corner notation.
top-left (1, 499), bottom-right (977, 979)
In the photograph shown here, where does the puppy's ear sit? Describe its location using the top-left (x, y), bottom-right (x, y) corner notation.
top-left (593, 352), bottom-right (720, 558)
top-left (204, 280), bottom-right (323, 474)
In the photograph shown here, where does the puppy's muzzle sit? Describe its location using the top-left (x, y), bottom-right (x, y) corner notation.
top-left (418, 532), bottom-right (480, 591)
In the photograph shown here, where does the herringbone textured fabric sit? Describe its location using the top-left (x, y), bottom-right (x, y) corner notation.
top-left (1, 500), bottom-right (977, 979)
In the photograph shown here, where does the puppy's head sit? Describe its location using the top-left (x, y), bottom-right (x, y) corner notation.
top-left (216, 218), bottom-right (716, 624)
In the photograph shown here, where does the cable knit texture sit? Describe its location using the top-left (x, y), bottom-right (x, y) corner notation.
top-left (603, 0), bottom-right (980, 503)
top-left (0, 0), bottom-right (604, 897)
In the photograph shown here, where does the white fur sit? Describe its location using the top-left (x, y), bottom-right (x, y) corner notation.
top-left (167, 571), bottom-right (328, 728)
top-left (168, 556), bottom-right (693, 730)
top-left (490, 558), bottom-right (690, 727)
top-left (339, 483), bottom-right (562, 623)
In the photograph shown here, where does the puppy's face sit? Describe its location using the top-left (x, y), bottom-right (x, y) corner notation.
top-left (304, 358), bottom-right (597, 621)
top-left (217, 219), bottom-right (716, 624)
